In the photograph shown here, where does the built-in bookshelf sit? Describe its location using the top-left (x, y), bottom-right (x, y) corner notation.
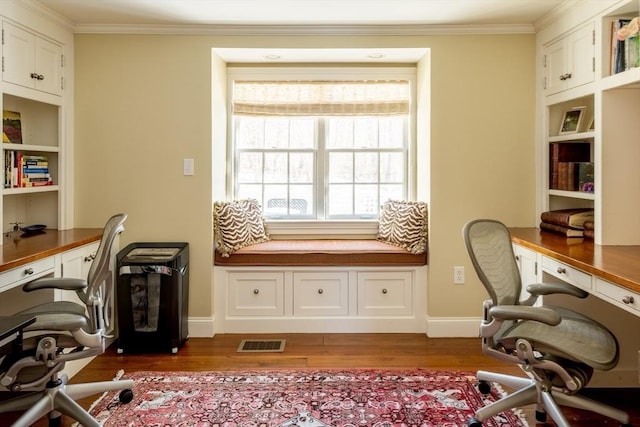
top-left (539, 0), bottom-right (640, 245)
top-left (1, 93), bottom-right (61, 233)
top-left (1, 8), bottom-right (68, 238)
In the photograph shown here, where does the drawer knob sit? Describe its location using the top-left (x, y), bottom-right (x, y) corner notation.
top-left (84, 254), bottom-right (96, 262)
top-left (24, 268), bottom-right (34, 275)
top-left (382, 288), bottom-right (388, 294)
top-left (317, 288), bottom-right (324, 294)
top-left (253, 289), bottom-right (260, 295)
top-left (557, 267), bottom-right (567, 274)
top-left (622, 296), bottom-right (635, 305)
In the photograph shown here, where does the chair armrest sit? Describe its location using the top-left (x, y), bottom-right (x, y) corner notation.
top-left (526, 282), bottom-right (588, 299)
top-left (23, 277), bottom-right (87, 292)
top-left (489, 305), bottom-right (561, 326)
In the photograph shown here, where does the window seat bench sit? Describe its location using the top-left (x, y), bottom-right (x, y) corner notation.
top-left (214, 239), bottom-right (428, 266)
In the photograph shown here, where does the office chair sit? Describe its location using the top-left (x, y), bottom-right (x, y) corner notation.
top-left (0, 213), bottom-right (134, 427)
top-left (462, 219), bottom-right (630, 427)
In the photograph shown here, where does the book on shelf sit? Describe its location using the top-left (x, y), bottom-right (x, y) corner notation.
top-left (3, 151), bottom-right (53, 188)
top-left (540, 222), bottom-right (584, 238)
top-left (540, 208), bottom-right (594, 229)
top-left (2, 110), bottom-right (22, 144)
top-left (611, 18), bottom-right (640, 74)
top-left (549, 142), bottom-right (590, 190)
top-left (578, 162), bottom-right (594, 193)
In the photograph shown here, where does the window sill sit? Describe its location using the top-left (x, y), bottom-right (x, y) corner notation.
top-left (264, 220), bottom-right (379, 237)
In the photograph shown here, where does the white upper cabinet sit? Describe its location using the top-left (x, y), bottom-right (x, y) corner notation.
top-left (544, 22), bottom-right (595, 96)
top-left (2, 21), bottom-right (63, 96)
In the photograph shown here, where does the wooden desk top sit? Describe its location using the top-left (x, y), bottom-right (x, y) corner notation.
top-left (510, 227), bottom-right (640, 294)
top-left (0, 228), bottom-right (103, 273)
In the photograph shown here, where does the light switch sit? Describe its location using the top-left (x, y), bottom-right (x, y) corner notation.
top-left (183, 158), bottom-right (194, 176)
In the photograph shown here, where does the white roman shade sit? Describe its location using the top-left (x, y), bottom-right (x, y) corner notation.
top-left (233, 80), bottom-right (410, 116)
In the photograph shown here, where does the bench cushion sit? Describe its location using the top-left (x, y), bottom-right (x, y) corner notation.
top-left (214, 239), bottom-right (428, 266)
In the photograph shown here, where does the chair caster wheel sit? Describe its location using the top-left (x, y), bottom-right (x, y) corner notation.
top-left (119, 388), bottom-right (134, 403)
top-left (535, 410), bottom-right (547, 422)
top-left (477, 380), bottom-right (491, 394)
top-left (468, 417), bottom-right (483, 427)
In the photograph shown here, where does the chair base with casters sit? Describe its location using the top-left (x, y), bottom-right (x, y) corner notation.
top-left (468, 370), bottom-right (630, 427)
top-left (0, 372), bottom-right (133, 427)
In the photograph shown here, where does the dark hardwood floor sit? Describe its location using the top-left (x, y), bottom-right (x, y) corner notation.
top-left (2, 334), bottom-right (638, 426)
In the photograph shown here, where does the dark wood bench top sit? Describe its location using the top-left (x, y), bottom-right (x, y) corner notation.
top-left (214, 239), bottom-right (428, 266)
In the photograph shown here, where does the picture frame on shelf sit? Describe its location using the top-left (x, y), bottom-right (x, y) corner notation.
top-left (559, 106), bottom-right (586, 134)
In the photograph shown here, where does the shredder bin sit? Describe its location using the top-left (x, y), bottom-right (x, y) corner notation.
top-left (116, 242), bottom-right (189, 354)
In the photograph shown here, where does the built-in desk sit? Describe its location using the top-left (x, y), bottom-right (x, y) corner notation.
top-left (0, 229), bottom-right (102, 297)
top-left (510, 228), bottom-right (640, 387)
top-left (1, 229), bottom-right (102, 273)
top-left (510, 227), bottom-right (640, 315)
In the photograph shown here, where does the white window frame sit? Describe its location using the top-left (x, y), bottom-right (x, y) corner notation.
top-left (226, 66), bottom-right (418, 235)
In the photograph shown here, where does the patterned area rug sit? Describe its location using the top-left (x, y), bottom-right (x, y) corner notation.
top-left (88, 369), bottom-right (528, 426)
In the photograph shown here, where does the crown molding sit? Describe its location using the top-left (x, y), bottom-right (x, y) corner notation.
top-left (72, 23), bottom-right (535, 36)
top-left (16, 0), bottom-right (75, 31)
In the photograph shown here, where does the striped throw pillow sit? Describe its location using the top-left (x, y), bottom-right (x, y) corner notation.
top-left (377, 200), bottom-right (428, 254)
top-left (213, 199), bottom-right (270, 257)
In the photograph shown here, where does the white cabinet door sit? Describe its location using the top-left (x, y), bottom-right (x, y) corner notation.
top-left (59, 242), bottom-right (99, 305)
top-left (2, 21), bottom-right (63, 96)
top-left (293, 272), bottom-right (348, 316)
top-left (357, 271), bottom-right (412, 316)
top-left (227, 272), bottom-right (284, 316)
top-left (513, 244), bottom-right (539, 302)
top-left (544, 22), bottom-right (594, 96)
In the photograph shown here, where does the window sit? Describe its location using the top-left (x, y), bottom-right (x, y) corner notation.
top-left (228, 68), bottom-right (416, 220)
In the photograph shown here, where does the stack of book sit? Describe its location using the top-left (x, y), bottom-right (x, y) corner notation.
top-left (583, 220), bottom-right (595, 240)
top-left (549, 143), bottom-right (592, 191)
top-left (611, 17), bottom-right (640, 75)
top-left (540, 208), bottom-right (594, 238)
top-left (4, 152), bottom-right (53, 188)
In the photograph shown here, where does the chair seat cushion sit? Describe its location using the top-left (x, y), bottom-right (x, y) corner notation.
top-left (499, 314), bottom-right (618, 371)
top-left (17, 301), bottom-right (88, 331)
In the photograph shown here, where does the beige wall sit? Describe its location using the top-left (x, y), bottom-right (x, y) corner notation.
top-left (74, 33), bottom-right (536, 325)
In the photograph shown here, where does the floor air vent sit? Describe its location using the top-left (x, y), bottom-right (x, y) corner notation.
top-left (237, 339), bottom-right (286, 353)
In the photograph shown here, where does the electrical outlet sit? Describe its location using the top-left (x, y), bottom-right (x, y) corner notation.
top-left (453, 266), bottom-right (465, 284)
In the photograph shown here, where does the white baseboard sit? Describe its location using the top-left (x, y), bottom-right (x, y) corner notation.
top-left (188, 316), bottom-right (215, 337)
top-left (424, 316), bottom-right (481, 337)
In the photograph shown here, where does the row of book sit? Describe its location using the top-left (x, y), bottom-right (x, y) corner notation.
top-left (4, 152), bottom-right (53, 188)
top-left (549, 143), bottom-right (594, 192)
top-left (540, 208), bottom-right (594, 238)
top-left (610, 18), bottom-right (640, 75)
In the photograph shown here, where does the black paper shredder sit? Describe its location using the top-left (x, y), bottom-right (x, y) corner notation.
top-left (116, 242), bottom-right (189, 354)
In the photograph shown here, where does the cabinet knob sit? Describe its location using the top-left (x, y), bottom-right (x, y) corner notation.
top-left (622, 296), bottom-right (635, 305)
top-left (317, 288), bottom-right (324, 294)
top-left (24, 267), bottom-right (34, 275)
top-left (84, 253), bottom-right (96, 263)
top-left (37, 74), bottom-right (45, 81)
top-left (557, 267), bottom-right (567, 274)
top-left (253, 289), bottom-right (260, 295)
top-left (382, 288), bottom-right (388, 294)
top-left (30, 72), bottom-right (38, 79)
top-left (559, 73), bottom-right (573, 81)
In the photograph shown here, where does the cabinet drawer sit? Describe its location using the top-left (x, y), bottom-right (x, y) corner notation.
top-left (594, 278), bottom-right (640, 315)
top-left (227, 272), bottom-right (284, 316)
top-left (0, 257), bottom-right (56, 292)
top-left (541, 256), bottom-right (591, 292)
top-left (293, 272), bottom-right (348, 316)
top-left (357, 271), bottom-right (412, 316)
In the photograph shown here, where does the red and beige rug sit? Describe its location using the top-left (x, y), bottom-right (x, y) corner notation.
top-left (88, 369), bottom-right (527, 426)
